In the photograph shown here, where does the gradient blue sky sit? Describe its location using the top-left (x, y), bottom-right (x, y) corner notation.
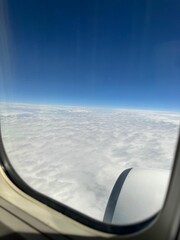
top-left (1, 0), bottom-right (180, 110)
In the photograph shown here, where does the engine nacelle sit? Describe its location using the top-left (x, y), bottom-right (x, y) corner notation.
top-left (103, 168), bottom-right (170, 225)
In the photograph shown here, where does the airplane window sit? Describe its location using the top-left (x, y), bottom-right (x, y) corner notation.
top-left (0, 0), bottom-right (180, 229)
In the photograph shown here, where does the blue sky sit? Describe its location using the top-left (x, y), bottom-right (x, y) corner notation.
top-left (1, 0), bottom-right (180, 111)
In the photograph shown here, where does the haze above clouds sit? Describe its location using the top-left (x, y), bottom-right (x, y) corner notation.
top-left (0, 103), bottom-right (179, 220)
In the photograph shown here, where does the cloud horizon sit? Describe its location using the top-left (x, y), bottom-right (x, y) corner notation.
top-left (0, 103), bottom-right (179, 220)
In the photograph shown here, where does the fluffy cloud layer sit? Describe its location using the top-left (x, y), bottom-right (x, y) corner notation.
top-left (0, 103), bottom-right (179, 220)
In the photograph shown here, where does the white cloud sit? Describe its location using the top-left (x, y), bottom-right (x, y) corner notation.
top-left (0, 103), bottom-right (179, 220)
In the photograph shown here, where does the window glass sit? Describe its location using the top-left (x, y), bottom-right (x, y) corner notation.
top-left (0, 0), bottom-right (180, 225)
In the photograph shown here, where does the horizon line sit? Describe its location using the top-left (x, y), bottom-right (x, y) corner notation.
top-left (0, 100), bottom-right (180, 114)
